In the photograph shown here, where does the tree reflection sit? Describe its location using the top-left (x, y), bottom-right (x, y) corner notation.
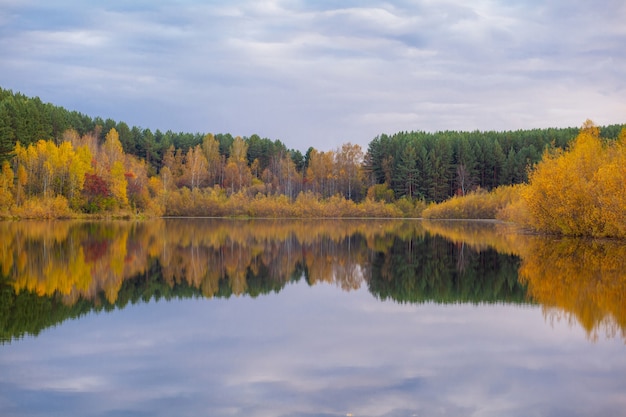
top-left (1, 219), bottom-right (625, 342)
top-left (368, 231), bottom-right (524, 304)
top-left (423, 220), bottom-right (626, 342)
top-left (517, 237), bottom-right (626, 341)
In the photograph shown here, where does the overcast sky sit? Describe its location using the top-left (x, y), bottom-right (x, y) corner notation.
top-left (1, 0), bottom-right (625, 151)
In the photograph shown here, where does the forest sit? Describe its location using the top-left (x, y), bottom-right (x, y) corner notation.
top-left (1, 87), bottom-right (625, 230)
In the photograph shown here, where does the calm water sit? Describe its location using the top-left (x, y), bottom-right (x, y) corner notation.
top-left (0, 219), bottom-right (625, 417)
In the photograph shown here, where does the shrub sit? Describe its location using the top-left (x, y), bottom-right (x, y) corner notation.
top-left (13, 196), bottom-right (73, 219)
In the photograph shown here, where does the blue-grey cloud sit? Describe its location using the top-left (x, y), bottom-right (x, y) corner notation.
top-left (0, 0), bottom-right (624, 151)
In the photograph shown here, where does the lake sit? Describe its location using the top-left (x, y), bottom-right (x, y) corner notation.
top-left (1, 219), bottom-right (625, 417)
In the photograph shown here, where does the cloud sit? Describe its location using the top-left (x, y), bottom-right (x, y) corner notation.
top-left (0, 0), bottom-right (624, 151)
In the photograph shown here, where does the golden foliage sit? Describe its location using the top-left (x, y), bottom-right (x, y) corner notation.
top-left (163, 189), bottom-right (403, 218)
top-left (0, 161), bottom-right (14, 213)
top-left (422, 185), bottom-right (521, 220)
top-left (518, 237), bottom-right (626, 341)
top-left (13, 139), bottom-right (93, 202)
top-left (520, 122), bottom-right (626, 237)
top-left (2, 121), bottom-right (624, 225)
top-left (12, 195), bottom-right (73, 219)
top-left (109, 161), bottom-right (128, 208)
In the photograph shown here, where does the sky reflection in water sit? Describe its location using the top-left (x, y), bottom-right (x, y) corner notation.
top-left (0, 220), bottom-right (625, 417)
top-left (2, 284), bottom-right (625, 417)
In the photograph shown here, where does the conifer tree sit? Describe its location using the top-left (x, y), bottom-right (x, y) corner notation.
top-left (0, 107), bottom-right (15, 163)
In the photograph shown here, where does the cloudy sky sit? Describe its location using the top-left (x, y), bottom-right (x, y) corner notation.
top-left (1, 0), bottom-right (625, 151)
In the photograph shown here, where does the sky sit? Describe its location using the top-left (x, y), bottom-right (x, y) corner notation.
top-left (1, 0), bottom-right (625, 152)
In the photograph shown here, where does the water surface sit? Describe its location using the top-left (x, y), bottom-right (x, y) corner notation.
top-left (1, 219), bottom-right (624, 416)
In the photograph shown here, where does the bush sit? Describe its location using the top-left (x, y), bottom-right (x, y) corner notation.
top-left (394, 197), bottom-right (426, 218)
top-left (422, 186), bottom-right (520, 220)
top-left (13, 196), bottom-right (73, 219)
top-left (519, 123), bottom-right (626, 237)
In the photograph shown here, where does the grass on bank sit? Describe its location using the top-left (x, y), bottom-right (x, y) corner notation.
top-left (421, 185), bottom-right (523, 221)
top-left (0, 190), bottom-right (428, 220)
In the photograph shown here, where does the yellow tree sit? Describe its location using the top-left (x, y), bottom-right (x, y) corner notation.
top-left (306, 149), bottom-right (336, 197)
top-left (109, 161), bottom-right (128, 207)
top-left (592, 127), bottom-right (626, 237)
top-left (335, 143), bottom-right (364, 200)
top-left (69, 143), bottom-right (93, 204)
top-left (16, 163), bottom-right (27, 205)
top-left (224, 136), bottom-right (251, 194)
top-left (101, 128), bottom-right (124, 168)
top-left (162, 145), bottom-right (185, 187)
top-left (54, 141), bottom-right (92, 204)
top-left (100, 128), bottom-right (128, 208)
top-left (125, 154), bottom-right (150, 210)
top-left (181, 144), bottom-right (209, 190)
top-left (522, 120), bottom-right (625, 237)
top-left (15, 140), bottom-right (51, 197)
top-left (14, 140), bottom-right (87, 200)
top-left (202, 133), bottom-right (222, 186)
top-left (0, 161), bottom-right (14, 210)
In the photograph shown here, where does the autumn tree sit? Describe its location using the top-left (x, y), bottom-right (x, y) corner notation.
top-left (335, 143), bottom-right (364, 201)
top-left (13, 139), bottom-right (92, 205)
top-left (202, 133), bottom-right (223, 186)
top-left (521, 120), bottom-right (626, 237)
top-left (305, 149), bottom-right (336, 197)
top-left (162, 145), bottom-right (185, 187)
top-left (124, 155), bottom-right (150, 210)
top-left (0, 161), bottom-right (14, 210)
top-left (266, 151), bottom-right (302, 199)
top-left (100, 128), bottom-right (128, 207)
top-left (181, 144), bottom-right (209, 190)
top-left (223, 136), bottom-right (252, 194)
top-left (82, 172), bottom-right (112, 211)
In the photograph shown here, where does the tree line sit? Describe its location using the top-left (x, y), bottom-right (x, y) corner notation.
top-left (1, 86), bottom-right (624, 218)
top-left (421, 121), bottom-right (626, 238)
top-left (366, 124), bottom-right (624, 202)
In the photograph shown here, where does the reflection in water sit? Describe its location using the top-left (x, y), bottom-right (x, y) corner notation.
top-left (423, 220), bottom-right (626, 342)
top-left (368, 232), bottom-right (523, 304)
top-left (518, 237), bottom-right (626, 341)
top-left (1, 219), bottom-right (625, 342)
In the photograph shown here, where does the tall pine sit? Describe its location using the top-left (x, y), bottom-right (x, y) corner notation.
top-left (0, 105), bottom-right (15, 163)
